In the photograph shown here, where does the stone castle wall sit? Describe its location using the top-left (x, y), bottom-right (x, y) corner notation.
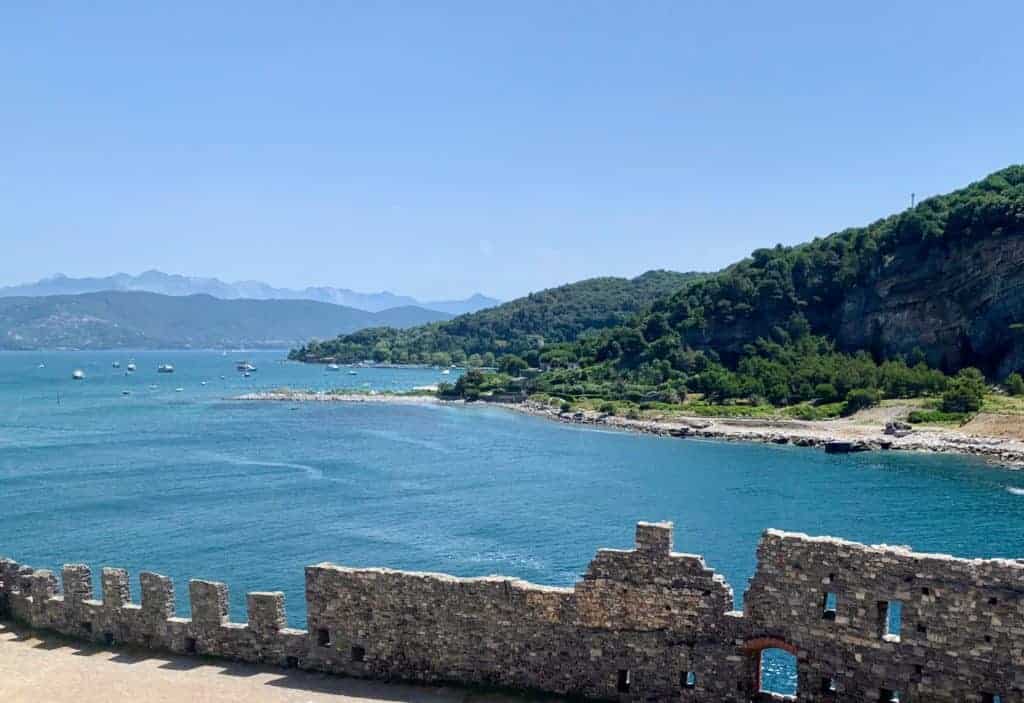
top-left (2, 522), bottom-right (1022, 701)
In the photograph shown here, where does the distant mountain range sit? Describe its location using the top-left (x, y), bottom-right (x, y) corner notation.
top-left (0, 271), bottom-right (500, 315)
top-left (0, 291), bottom-right (452, 350)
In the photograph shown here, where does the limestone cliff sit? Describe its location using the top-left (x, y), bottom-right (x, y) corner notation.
top-left (835, 232), bottom-right (1024, 376)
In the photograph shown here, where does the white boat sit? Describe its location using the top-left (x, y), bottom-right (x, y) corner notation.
top-left (200, 381), bottom-right (208, 386)
top-left (72, 369), bottom-right (85, 380)
top-left (326, 363), bottom-right (341, 371)
top-left (38, 363), bottom-right (45, 369)
top-left (243, 372), bottom-right (251, 378)
top-left (112, 361), bottom-right (121, 369)
top-left (348, 370), bottom-right (357, 375)
top-left (441, 369), bottom-right (451, 375)
top-left (157, 364), bottom-right (175, 373)
top-left (236, 361), bottom-right (257, 372)
top-left (175, 387), bottom-right (184, 392)
top-left (126, 362), bottom-right (137, 372)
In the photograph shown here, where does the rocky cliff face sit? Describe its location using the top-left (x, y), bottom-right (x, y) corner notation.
top-left (835, 232), bottom-right (1024, 376)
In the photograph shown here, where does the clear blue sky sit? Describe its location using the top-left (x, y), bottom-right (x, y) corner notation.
top-left (3, 2), bottom-right (1021, 300)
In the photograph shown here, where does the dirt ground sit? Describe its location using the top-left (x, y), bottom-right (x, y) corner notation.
top-left (0, 622), bottom-right (525, 703)
top-left (961, 412), bottom-right (1024, 440)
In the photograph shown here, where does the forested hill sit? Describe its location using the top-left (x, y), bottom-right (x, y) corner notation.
top-left (516, 165), bottom-right (1024, 413)
top-left (649, 165), bottom-right (1024, 376)
top-left (0, 291), bottom-right (451, 350)
top-left (289, 270), bottom-right (703, 365)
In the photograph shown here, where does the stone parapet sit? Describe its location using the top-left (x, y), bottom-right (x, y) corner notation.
top-left (1, 521), bottom-right (1021, 701)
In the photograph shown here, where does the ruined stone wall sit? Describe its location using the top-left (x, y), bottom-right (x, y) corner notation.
top-left (1, 522), bottom-right (1022, 702)
top-left (744, 530), bottom-right (1024, 702)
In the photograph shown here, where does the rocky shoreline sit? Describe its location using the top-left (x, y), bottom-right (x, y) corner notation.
top-left (235, 390), bottom-right (441, 405)
top-left (501, 400), bottom-right (1024, 469)
top-left (234, 391), bottom-right (1024, 469)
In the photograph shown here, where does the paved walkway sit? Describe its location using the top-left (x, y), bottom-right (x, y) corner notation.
top-left (0, 622), bottom-right (525, 702)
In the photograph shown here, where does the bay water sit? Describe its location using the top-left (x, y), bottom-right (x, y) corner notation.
top-left (3, 350), bottom-right (1023, 691)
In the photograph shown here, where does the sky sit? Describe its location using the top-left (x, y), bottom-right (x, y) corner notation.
top-left (2, 2), bottom-right (1022, 301)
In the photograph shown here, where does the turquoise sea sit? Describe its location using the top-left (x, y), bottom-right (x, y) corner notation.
top-left (3, 350), bottom-right (1024, 691)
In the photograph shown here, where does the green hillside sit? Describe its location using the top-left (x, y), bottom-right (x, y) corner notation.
top-left (459, 166), bottom-right (1024, 413)
top-left (288, 270), bottom-right (703, 365)
top-left (0, 291), bottom-right (450, 350)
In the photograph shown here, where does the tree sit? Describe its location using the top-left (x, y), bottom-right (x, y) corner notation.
top-left (842, 388), bottom-right (881, 416)
top-left (1006, 372), bottom-right (1024, 396)
top-left (941, 368), bottom-right (986, 413)
top-left (497, 354), bottom-right (528, 376)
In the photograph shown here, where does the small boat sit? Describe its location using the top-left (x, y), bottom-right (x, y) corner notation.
top-left (326, 363), bottom-right (341, 371)
top-left (175, 387), bottom-right (184, 393)
top-left (126, 362), bottom-right (137, 372)
top-left (121, 390), bottom-right (130, 396)
top-left (112, 361), bottom-right (121, 369)
top-left (38, 363), bottom-right (46, 369)
top-left (72, 369), bottom-right (85, 380)
top-left (236, 361), bottom-right (257, 372)
top-left (200, 381), bottom-right (208, 386)
top-left (243, 372), bottom-right (251, 378)
top-left (441, 369), bottom-right (451, 375)
top-left (348, 370), bottom-right (357, 375)
top-left (157, 364), bottom-right (175, 373)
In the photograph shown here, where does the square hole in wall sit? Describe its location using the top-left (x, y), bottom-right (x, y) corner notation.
top-left (616, 669), bottom-right (631, 693)
top-left (821, 677), bottom-right (837, 694)
top-left (880, 688), bottom-right (901, 703)
top-left (822, 591), bottom-right (838, 620)
top-left (285, 656), bottom-right (299, 669)
top-left (103, 632), bottom-right (114, 646)
top-left (316, 629), bottom-right (331, 647)
top-left (351, 645), bottom-right (366, 663)
top-left (680, 671), bottom-right (696, 689)
top-left (80, 621), bottom-right (92, 634)
top-left (878, 600), bottom-right (902, 641)
top-left (184, 637), bottom-right (197, 655)
top-left (916, 623), bottom-right (927, 635)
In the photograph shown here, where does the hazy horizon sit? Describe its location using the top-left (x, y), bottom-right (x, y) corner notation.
top-left (0, 269), bottom-right (502, 302)
top-left (5, 2), bottom-right (1022, 299)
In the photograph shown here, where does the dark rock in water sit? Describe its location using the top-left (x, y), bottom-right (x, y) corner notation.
top-left (771, 436), bottom-right (790, 444)
top-left (824, 440), bottom-right (870, 454)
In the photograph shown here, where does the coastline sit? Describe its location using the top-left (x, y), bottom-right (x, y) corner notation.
top-left (501, 400), bottom-right (1024, 469)
top-left (234, 390), bottom-right (443, 405)
top-left (234, 391), bottom-right (1024, 469)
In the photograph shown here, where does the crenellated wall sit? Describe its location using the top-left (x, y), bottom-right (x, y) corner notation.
top-left (2, 522), bottom-right (1022, 702)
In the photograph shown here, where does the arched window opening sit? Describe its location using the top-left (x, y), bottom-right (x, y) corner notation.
top-left (759, 647), bottom-right (798, 697)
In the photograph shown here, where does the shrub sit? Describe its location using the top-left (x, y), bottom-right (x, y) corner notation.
top-left (908, 409), bottom-right (969, 424)
top-left (786, 401), bottom-right (844, 421)
top-left (941, 367), bottom-right (986, 412)
top-left (842, 388), bottom-right (881, 416)
top-left (1006, 372), bottom-right (1024, 397)
top-left (559, 400), bottom-right (572, 413)
top-left (598, 401), bottom-right (616, 415)
top-left (814, 383), bottom-right (840, 403)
